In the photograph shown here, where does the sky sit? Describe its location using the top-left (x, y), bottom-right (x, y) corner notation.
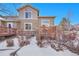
top-left (0, 3), bottom-right (79, 25)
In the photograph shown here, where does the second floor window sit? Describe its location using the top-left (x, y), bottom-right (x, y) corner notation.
top-left (41, 19), bottom-right (49, 26)
top-left (25, 12), bottom-right (31, 18)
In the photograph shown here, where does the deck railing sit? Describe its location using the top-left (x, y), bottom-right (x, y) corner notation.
top-left (16, 30), bottom-right (36, 36)
top-left (0, 27), bottom-right (16, 36)
top-left (36, 26), bottom-right (57, 41)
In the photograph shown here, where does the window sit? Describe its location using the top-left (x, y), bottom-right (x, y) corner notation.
top-left (41, 19), bottom-right (49, 26)
top-left (7, 22), bottom-right (14, 28)
top-left (25, 23), bottom-right (32, 30)
top-left (8, 24), bottom-right (11, 28)
top-left (25, 12), bottom-right (31, 18)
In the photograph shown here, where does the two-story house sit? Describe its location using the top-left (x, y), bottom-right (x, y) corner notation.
top-left (0, 5), bottom-right (56, 36)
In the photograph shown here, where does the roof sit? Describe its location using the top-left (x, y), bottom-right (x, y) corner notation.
top-left (0, 16), bottom-right (6, 20)
top-left (2, 16), bottom-right (18, 20)
top-left (2, 16), bottom-right (18, 18)
top-left (0, 16), bottom-right (18, 21)
top-left (2, 20), bottom-right (17, 22)
top-left (17, 5), bottom-right (39, 12)
top-left (38, 16), bottom-right (56, 18)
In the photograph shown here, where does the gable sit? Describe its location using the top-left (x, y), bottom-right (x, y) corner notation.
top-left (17, 5), bottom-right (39, 12)
top-left (18, 5), bottom-right (39, 19)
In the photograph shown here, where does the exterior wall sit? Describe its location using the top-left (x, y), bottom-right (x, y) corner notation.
top-left (0, 6), bottom-right (55, 33)
top-left (0, 21), bottom-right (17, 28)
top-left (18, 19), bottom-right (39, 31)
top-left (0, 21), bottom-right (1, 26)
top-left (17, 6), bottom-right (39, 31)
top-left (0, 21), bottom-right (7, 27)
top-left (16, 21), bottom-right (21, 30)
top-left (16, 17), bottom-right (54, 31)
top-left (38, 17), bottom-right (54, 27)
top-left (18, 7), bottom-right (38, 20)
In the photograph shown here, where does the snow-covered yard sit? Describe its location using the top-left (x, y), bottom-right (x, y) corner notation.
top-left (0, 36), bottom-right (78, 56)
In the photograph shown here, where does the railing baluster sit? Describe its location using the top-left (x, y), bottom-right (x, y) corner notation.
top-left (0, 27), bottom-right (16, 36)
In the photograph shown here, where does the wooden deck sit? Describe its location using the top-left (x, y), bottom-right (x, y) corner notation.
top-left (0, 27), bottom-right (16, 37)
top-left (16, 30), bottom-right (36, 36)
top-left (0, 27), bottom-right (36, 37)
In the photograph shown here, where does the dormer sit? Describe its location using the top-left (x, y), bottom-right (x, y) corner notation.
top-left (17, 5), bottom-right (39, 19)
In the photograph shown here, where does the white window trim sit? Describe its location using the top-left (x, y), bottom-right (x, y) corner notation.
top-left (24, 23), bottom-right (32, 31)
top-left (41, 20), bottom-right (50, 26)
top-left (24, 11), bottom-right (32, 19)
top-left (7, 22), bottom-right (15, 28)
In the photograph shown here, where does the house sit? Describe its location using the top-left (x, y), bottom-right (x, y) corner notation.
top-left (0, 5), bottom-right (56, 36)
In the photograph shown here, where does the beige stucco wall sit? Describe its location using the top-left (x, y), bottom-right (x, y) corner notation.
top-left (0, 21), bottom-right (1, 25)
top-left (17, 6), bottom-right (39, 31)
top-left (16, 17), bottom-right (55, 31)
top-left (2, 21), bottom-right (17, 28)
top-left (38, 17), bottom-right (54, 27)
top-left (17, 19), bottom-right (39, 31)
top-left (18, 7), bottom-right (38, 20)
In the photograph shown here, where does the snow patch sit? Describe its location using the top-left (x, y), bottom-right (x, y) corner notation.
top-left (0, 37), bottom-right (78, 56)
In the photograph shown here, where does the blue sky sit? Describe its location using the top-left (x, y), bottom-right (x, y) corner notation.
top-left (0, 3), bottom-right (79, 25)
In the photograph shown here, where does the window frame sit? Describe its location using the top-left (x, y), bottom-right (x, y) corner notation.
top-left (7, 22), bottom-right (15, 28)
top-left (24, 23), bottom-right (32, 31)
top-left (41, 19), bottom-right (50, 26)
top-left (25, 11), bottom-right (32, 19)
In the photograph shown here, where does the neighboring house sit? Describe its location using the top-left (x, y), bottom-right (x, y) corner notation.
top-left (0, 5), bottom-right (55, 36)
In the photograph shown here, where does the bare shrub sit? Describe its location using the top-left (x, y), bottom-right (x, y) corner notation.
top-left (6, 39), bottom-right (14, 47)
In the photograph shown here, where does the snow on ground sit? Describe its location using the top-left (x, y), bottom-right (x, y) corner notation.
top-left (0, 36), bottom-right (78, 56)
top-left (17, 37), bottom-right (78, 56)
top-left (0, 38), bottom-right (19, 56)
